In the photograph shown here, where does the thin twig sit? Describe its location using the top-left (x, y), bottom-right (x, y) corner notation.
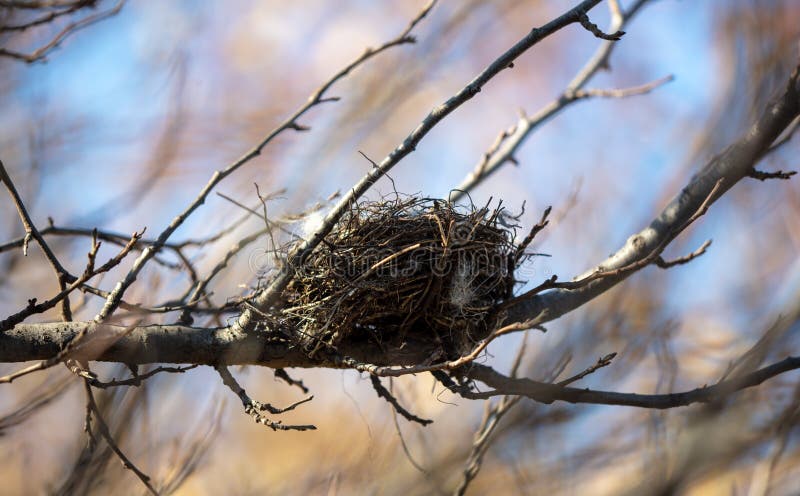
top-left (0, 0), bottom-right (126, 63)
top-left (0, 230), bottom-right (143, 332)
top-left (274, 368), bottom-right (309, 393)
top-left (556, 352), bottom-right (617, 386)
top-left (655, 240), bottom-right (712, 269)
top-left (0, 2), bottom-right (83, 32)
top-left (0, 159), bottom-right (76, 320)
top-left (82, 380), bottom-right (159, 495)
top-left (514, 206), bottom-right (551, 263)
top-left (215, 365), bottom-right (316, 431)
top-left (572, 74), bottom-right (674, 99)
top-left (452, 0), bottom-right (656, 200)
top-left (78, 364), bottom-right (198, 388)
top-left (576, 11), bottom-right (624, 40)
top-left (370, 375), bottom-right (432, 426)
top-left (747, 169), bottom-right (797, 181)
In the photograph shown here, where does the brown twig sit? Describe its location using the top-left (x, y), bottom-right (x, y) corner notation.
top-left (74, 364), bottom-right (198, 388)
top-left (0, 224), bottom-right (195, 271)
top-left (462, 356), bottom-right (800, 409)
top-left (370, 375), bottom-right (432, 426)
top-left (655, 239), bottom-right (712, 269)
top-left (0, 0), bottom-right (126, 63)
top-left (82, 380), bottom-right (159, 495)
top-left (451, 0), bottom-right (656, 200)
top-left (215, 365), bottom-right (316, 431)
top-left (514, 206), bottom-right (551, 263)
top-left (556, 352), bottom-right (617, 386)
top-left (0, 159), bottom-right (76, 321)
top-left (274, 368), bottom-right (309, 393)
top-left (0, 230), bottom-right (143, 332)
top-left (747, 169), bottom-right (797, 181)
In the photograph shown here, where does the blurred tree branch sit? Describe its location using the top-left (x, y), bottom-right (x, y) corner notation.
top-left (0, 0), bottom-right (126, 63)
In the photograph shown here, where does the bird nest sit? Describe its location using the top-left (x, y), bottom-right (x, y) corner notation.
top-left (276, 197), bottom-right (522, 359)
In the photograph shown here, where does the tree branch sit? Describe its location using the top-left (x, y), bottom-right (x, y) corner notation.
top-left (463, 356), bottom-right (800, 409)
top-left (503, 62), bottom-right (800, 326)
top-left (451, 0), bottom-right (653, 201)
top-left (0, 159), bottom-right (76, 321)
top-left (0, 321), bottom-right (440, 367)
top-left (0, 0), bottom-right (126, 63)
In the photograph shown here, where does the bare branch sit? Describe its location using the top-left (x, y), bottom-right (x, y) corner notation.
top-left (463, 355), bottom-right (800, 409)
top-left (78, 364), bottom-right (198, 388)
top-left (556, 352), bottom-right (617, 386)
top-left (452, 0), bottom-right (656, 200)
top-left (370, 375), bottom-right (433, 426)
top-left (0, 0), bottom-right (126, 63)
top-left (0, 230), bottom-right (143, 332)
top-left (503, 62), bottom-right (800, 326)
top-left (215, 365), bottom-right (316, 431)
top-left (0, 224), bottom-right (197, 272)
top-left (763, 115), bottom-right (799, 156)
top-left (655, 239), bottom-right (712, 269)
top-left (747, 169), bottom-right (797, 181)
top-left (82, 380), bottom-right (159, 495)
top-left (274, 368), bottom-right (309, 394)
top-left (0, 159), bottom-right (76, 320)
top-left (0, 2), bottom-right (83, 32)
top-left (514, 206), bottom-right (551, 263)
top-left (577, 11), bottom-right (624, 41)
top-left (572, 74), bottom-right (674, 99)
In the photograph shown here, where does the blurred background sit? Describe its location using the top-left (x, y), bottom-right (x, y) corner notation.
top-left (1, 0), bottom-right (799, 494)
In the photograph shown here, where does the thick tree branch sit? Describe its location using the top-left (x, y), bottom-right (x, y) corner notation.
top-left (0, 322), bottom-right (440, 366)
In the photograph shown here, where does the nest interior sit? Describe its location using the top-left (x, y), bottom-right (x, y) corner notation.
top-left (277, 197), bottom-right (521, 359)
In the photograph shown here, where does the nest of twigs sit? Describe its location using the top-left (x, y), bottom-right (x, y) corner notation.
top-left (277, 196), bottom-right (523, 358)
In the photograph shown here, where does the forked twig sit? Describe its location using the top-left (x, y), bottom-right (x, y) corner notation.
top-left (215, 365), bottom-right (316, 431)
